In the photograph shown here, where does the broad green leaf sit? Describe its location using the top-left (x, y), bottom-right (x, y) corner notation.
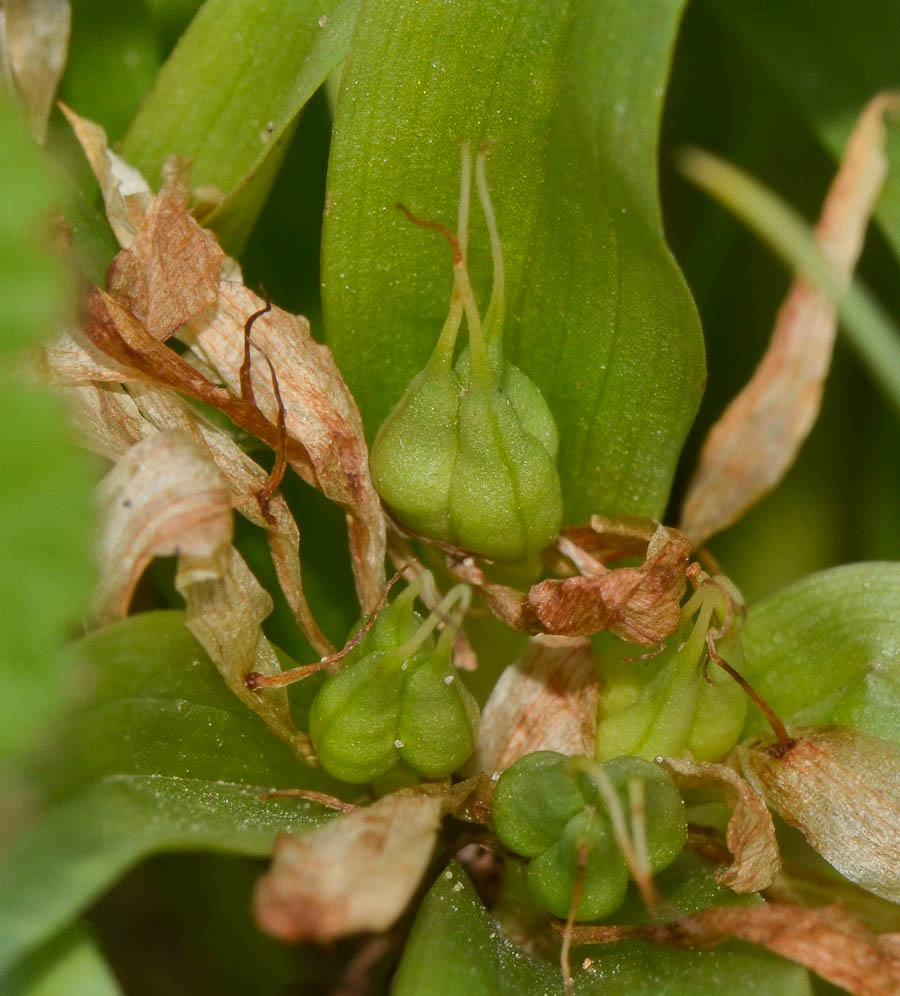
top-left (392, 862), bottom-right (562, 995)
top-left (394, 859), bottom-right (810, 996)
top-left (59, 0), bottom-right (162, 142)
top-left (323, 0), bottom-right (705, 524)
top-left (0, 385), bottom-right (94, 757)
top-left (0, 96), bottom-right (68, 356)
top-left (120, 0), bottom-right (359, 251)
top-left (705, 0), bottom-right (900, 265)
top-left (0, 96), bottom-right (93, 757)
top-left (0, 611), bottom-right (344, 976)
top-left (740, 563), bottom-right (900, 743)
top-left (0, 923), bottom-right (121, 996)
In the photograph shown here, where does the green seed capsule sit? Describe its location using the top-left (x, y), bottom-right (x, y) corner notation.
top-left (492, 751), bottom-right (687, 921)
top-left (396, 628), bottom-right (479, 778)
top-left (491, 750), bottom-right (586, 858)
top-left (369, 351), bottom-right (462, 542)
top-left (308, 650), bottom-right (409, 784)
top-left (309, 578), bottom-right (480, 784)
top-left (593, 577), bottom-right (747, 763)
top-left (370, 143), bottom-right (563, 562)
top-left (526, 808), bottom-right (629, 921)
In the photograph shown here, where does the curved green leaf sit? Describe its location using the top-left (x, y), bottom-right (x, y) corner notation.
top-left (705, 0), bottom-right (900, 265)
top-left (393, 862), bottom-right (561, 995)
top-left (393, 859), bottom-right (810, 996)
top-left (740, 563), bottom-right (900, 742)
top-left (323, 0), bottom-right (705, 523)
top-left (0, 612), bottom-right (345, 976)
top-left (0, 923), bottom-right (121, 996)
top-left (120, 0), bottom-right (359, 251)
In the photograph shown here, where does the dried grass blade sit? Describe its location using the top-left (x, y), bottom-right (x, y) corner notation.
top-left (680, 93), bottom-right (900, 544)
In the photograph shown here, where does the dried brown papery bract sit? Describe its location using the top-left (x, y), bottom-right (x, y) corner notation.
top-left (737, 726), bottom-right (900, 904)
top-left (661, 756), bottom-right (779, 893)
top-left (64, 109), bottom-right (386, 613)
top-left (92, 430), bottom-right (233, 626)
top-left (567, 903), bottom-right (900, 996)
top-left (471, 636), bottom-right (597, 777)
top-left (1, 0), bottom-right (71, 142)
top-left (681, 92), bottom-right (900, 545)
top-left (176, 545), bottom-right (316, 762)
top-left (452, 521), bottom-right (691, 646)
top-left (106, 157), bottom-right (223, 341)
top-left (254, 789), bottom-right (443, 943)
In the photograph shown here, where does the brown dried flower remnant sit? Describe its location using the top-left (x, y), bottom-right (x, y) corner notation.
top-left (471, 636), bottom-right (597, 777)
top-left (452, 520), bottom-right (692, 646)
top-left (737, 726), bottom-right (900, 904)
top-left (661, 756), bottom-right (779, 893)
top-left (680, 93), bottom-right (900, 545)
top-left (566, 903), bottom-right (900, 996)
top-left (255, 789), bottom-right (443, 943)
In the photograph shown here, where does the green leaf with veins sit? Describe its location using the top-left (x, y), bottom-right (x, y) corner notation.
top-left (740, 563), bottom-right (900, 743)
top-left (120, 0), bottom-right (359, 252)
top-left (0, 923), bottom-right (121, 996)
top-left (323, 0), bottom-right (705, 524)
top-left (0, 612), bottom-right (347, 977)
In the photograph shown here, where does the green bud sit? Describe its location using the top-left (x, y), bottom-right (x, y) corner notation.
top-left (593, 578), bottom-right (747, 763)
top-left (449, 366), bottom-right (563, 561)
top-left (455, 346), bottom-right (559, 461)
top-left (492, 751), bottom-right (687, 921)
top-left (602, 756), bottom-right (688, 870)
top-left (370, 143), bottom-right (563, 562)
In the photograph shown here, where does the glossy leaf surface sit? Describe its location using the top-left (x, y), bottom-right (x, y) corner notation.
top-left (323, 0), bottom-right (705, 523)
top-left (740, 563), bottom-right (900, 742)
top-left (393, 859), bottom-right (811, 995)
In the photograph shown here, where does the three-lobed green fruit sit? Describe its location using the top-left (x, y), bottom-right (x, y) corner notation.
top-left (309, 581), bottom-right (479, 784)
top-left (593, 576), bottom-right (748, 763)
top-left (370, 143), bottom-right (563, 562)
top-left (492, 750), bottom-right (687, 920)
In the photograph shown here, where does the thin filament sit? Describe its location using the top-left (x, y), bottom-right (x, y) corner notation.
top-left (475, 144), bottom-right (506, 343)
top-left (391, 583), bottom-right (470, 661)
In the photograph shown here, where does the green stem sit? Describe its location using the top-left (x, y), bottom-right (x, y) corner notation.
top-left (391, 583), bottom-right (470, 662)
top-left (475, 144), bottom-right (506, 345)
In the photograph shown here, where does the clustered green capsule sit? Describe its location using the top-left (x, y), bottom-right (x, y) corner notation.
top-left (309, 577), bottom-right (479, 784)
top-left (370, 143), bottom-right (564, 563)
top-left (492, 751), bottom-right (687, 920)
top-left (593, 574), bottom-right (748, 763)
